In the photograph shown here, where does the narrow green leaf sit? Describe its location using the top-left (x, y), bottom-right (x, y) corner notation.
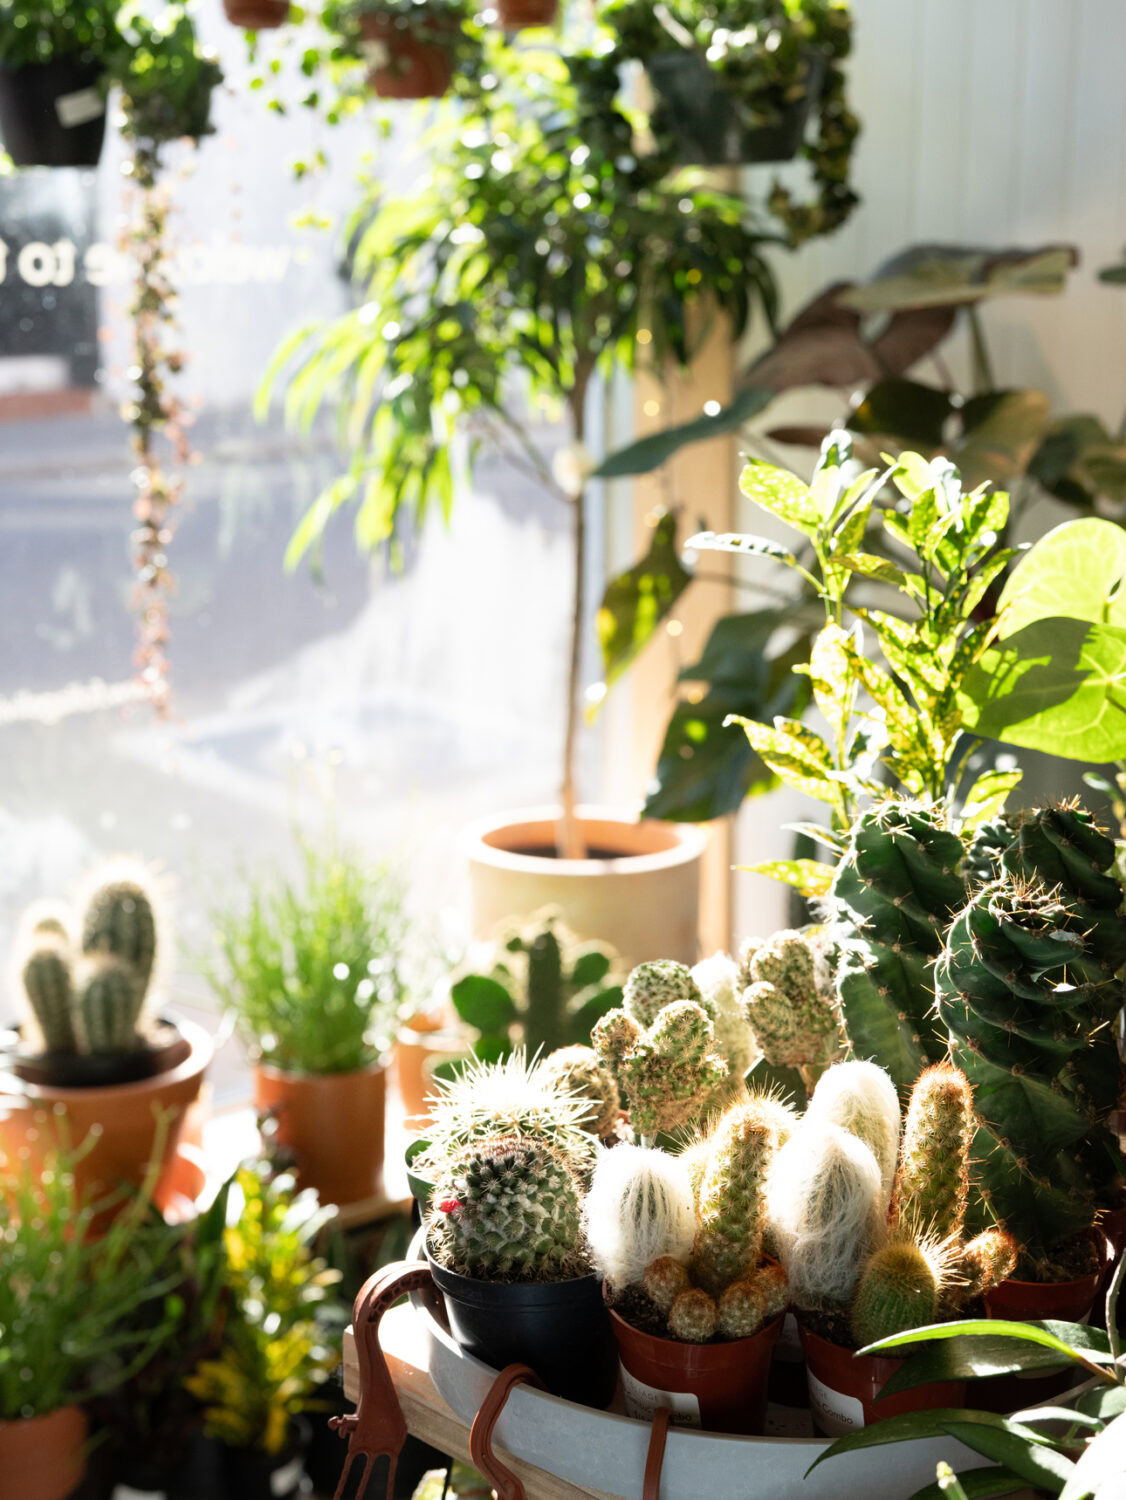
top-left (907, 1468), bottom-right (1028, 1500)
top-left (591, 387), bottom-right (775, 477)
top-left (736, 858), bottom-right (834, 896)
top-left (686, 531), bottom-right (799, 568)
top-left (939, 1420), bottom-right (1075, 1492)
top-left (806, 1409), bottom-right (1049, 1477)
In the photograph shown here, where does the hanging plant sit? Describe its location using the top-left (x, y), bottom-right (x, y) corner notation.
top-left (0, 0), bottom-right (121, 167)
top-left (107, 6), bottom-right (221, 712)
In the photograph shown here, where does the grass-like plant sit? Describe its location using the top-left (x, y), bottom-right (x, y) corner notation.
top-left (205, 839), bottom-right (410, 1075)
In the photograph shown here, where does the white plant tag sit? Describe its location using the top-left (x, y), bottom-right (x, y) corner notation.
top-left (807, 1370), bottom-right (865, 1437)
top-left (620, 1366), bottom-right (702, 1428)
top-left (113, 1488), bottom-right (165, 1500)
top-left (270, 1456), bottom-right (304, 1496)
top-left (56, 88), bottom-right (103, 128)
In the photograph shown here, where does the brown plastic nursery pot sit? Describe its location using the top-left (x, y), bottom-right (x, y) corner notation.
top-left (222, 0), bottom-right (289, 26)
top-left (465, 806), bottom-right (707, 968)
top-left (799, 1325), bottom-right (965, 1438)
top-left (360, 13), bottom-right (455, 100)
top-left (2, 1017), bottom-right (212, 1212)
top-left (497, 0), bottom-right (559, 27)
top-left (254, 1059), bottom-right (386, 1205)
top-left (611, 1310), bottom-right (784, 1434)
top-left (0, 1406), bottom-right (88, 1500)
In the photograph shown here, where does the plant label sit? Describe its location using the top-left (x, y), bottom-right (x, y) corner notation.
top-left (620, 1366), bottom-right (702, 1428)
top-left (55, 89), bottom-right (104, 128)
top-left (807, 1371), bottom-right (865, 1437)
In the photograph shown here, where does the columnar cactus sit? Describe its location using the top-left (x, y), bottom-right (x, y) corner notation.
top-left (22, 941), bottom-right (77, 1053)
top-left (849, 1240), bottom-right (940, 1347)
top-left (962, 815), bottom-right (1016, 890)
top-left (806, 1061), bottom-right (902, 1205)
top-left (539, 1045), bottom-right (620, 1138)
top-left (691, 1101), bottom-right (774, 1295)
top-left (830, 801), bottom-right (967, 1090)
top-left (81, 878), bottom-right (158, 996)
top-left (892, 1062), bottom-right (973, 1243)
top-left (79, 956), bottom-right (144, 1053)
top-left (428, 1136), bottom-right (583, 1281)
top-left (936, 873), bottom-right (1123, 1268)
top-left (584, 1144), bottom-right (697, 1290)
top-left (593, 996), bottom-right (728, 1139)
top-left (738, 929), bottom-right (843, 1082)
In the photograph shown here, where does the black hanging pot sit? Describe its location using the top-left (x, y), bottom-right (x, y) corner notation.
top-left (425, 1241), bottom-right (618, 1408)
top-left (219, 1420), bottom-right (309, 1500)
top-left (0, 57), bottom-right (107, 168)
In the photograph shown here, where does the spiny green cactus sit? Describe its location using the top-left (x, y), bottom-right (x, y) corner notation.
top-left (428, 1136), bottom-right (583, 1281)
top-left (739, 929), bottom-right (842, 1081)
top-left (77, 957), bottom-right (143, 1053)
top-left (691, 1101), bottom-right (775, 1296)
top-left (539, 1045), bottom-right (620, 1138)
top-left (893, 1063), bottom-right (973, 1243)
top-left (716, 1263), bottom-right (789, 1338)
top-left (81, 878), bottom-right (157, 996)
top-left (593, 999), bottom-right (728, 1139)
top-left (667, 1286), bottom-right (717, 1343)
top-left (450, 912), bottom-right (622, 1057)
top-left (623, 960), bottom-right (707, 1028)
top-left (936, 874), bottom-right (1123, 1269)
top-left (642, 1255), bottom-right (692, 1313)
top-left (830, 800), bottom-right (967, 1091)
top-left (849, 1240), bottom-right (940, 1347)
top-left (962, 815), bottom-right (1016, 890)
top-left (22, 941), bottom-right (77, 1052)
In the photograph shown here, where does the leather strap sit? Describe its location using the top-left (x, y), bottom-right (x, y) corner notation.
top-left (468, 1363), bottom-right (544, 1500)
top-left (643, 1407), bottom-right (672, 1500)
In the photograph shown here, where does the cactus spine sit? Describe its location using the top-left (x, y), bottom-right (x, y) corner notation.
top-left (849, 1240), bottom-right (940, 1347)
top-left (806, 1061), bottom-right (902, 1206)
top-left (623, 960), bottom-right (707, 1028)
top-left (830, 801), bottom-right (967, 1090)
top-left (539, 1045), bottom-right (620, 1138)
top-left (892, 1062), bottom-right (972, 1243)
top-left (960, 1228), bottom-right (1019, 1300)
top-left (584, 1145), bottom-right (697, 1290)
top-left (691, 1101), bottom-right (774, 1295)
top-left (428, 1136), bottom-right (583, 1281)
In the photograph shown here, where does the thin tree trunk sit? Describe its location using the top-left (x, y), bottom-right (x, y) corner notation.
top-left (558, 380), bottom-right (589, 860)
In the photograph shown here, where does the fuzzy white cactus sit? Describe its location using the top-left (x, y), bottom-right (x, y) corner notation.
top-left (583, 1143), bottom-right (696, 1290)
top-left (806, 1060), bottom-right (901, 1207)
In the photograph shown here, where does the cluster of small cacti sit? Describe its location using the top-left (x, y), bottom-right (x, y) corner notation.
top-left (737, 928), bottom-right (843, 1084)
top-left (592, 962), bottom-right (729, 1140)
top-left (539, 1045), bottom-right (620, 1138)
top-left (18, 866), bottom-right (160, 1057)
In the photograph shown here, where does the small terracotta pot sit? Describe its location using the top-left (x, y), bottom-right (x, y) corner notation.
top-left (799, 1325), bottom-right (965, 1437)
top-left (496, 0), bottom-right (559, 27)
top-left (0, 1406), bottom-right (88, 1500)
top-left (1, 1017), bottom-right (212, 1214)
top-left (612, 1310), bottom-right (783, 1434)
top-left (360, 12), bottom-right (455, 100)
top-left (394, 1023), bottom-right (463, 1126)
top-left (254, 1059), bottom-right (386, 1205)
top-left (222, 0), bottom-right (289, 26)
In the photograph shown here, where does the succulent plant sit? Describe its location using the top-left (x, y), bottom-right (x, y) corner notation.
top-left (667, 1286), bottom-right (718, 1343)
top-left (584, 1144), bottom-right (697, 1290)
top-left (959, 1227), bottom-right (1019, 1301)
top-left (81, 877), bottom-right (158, 996)
top-left (78, 956), bottom-right (144, 1054)
top-left (623, 960), bottom-right (706, 1028)
top-left (539, 1045), bottom-right (620, 1138)
top-left (691, 951), bottom-right (754, 1088)
top-left (642, 1254), bottom-right (692, 1313)
top-left (806, 1061), bottom-right (902, 1207)
top-left (450, 911), bottom-right (622, 1057)
top-left (690, 1100), bottom-right (775, 1296)
top-left (830, 800), bottom-right (967, 1090)
top-left (738, 929), bottom-right (843, 1086)
top-left (716, 1263), bottom-right (789, 1338)
top-left (21, 940), bottom-right (77, 1053)
top-left (892, 1062), bottom-right (973, 1243)
top-left (592, 997), bottom-right (728, 1139)
top-left (428, 1136), bottom-right (584, 1281)
top-left (849, 1239), bottom-right (941, 1347)
top-left (936, 872), bottom-right (1124, 1269)
top-left (962, 814), bottom-right (1016, 890)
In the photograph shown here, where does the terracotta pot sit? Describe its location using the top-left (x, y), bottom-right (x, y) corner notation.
top-left (799, 1325), bottom-right (965, 1438)
top-left (611, 1310), bottom-right (783, 1434)
top-left (394, 1023), bottom-right (464, 1126)
top-left (222, 0), bottom-right (289, 26)
top-left (465, 806), bottom-right (707, 969)
top-left (359, 12), bottom-right (455, 100)
top-left (0, 1406), bottom-right (88, 1500)
top-left (254, 1059), bottom-right (386, 1205)
top-left (1, 1017), bottom-right (212, 1212)
top-left (497, 0), bottom-right (559, 27)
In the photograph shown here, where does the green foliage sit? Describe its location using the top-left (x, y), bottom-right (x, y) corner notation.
top-left (110, 5), bottom-right (222, 150)
top-left (0, 0), bottom-right (119, 65)
top-left (450, 911), bottom-right (621, 1058)
top-left (596, 512), bottom-right (692, 692)
top-left (206, 839), bottom-right (410, 1075)
top-left (185, 1167), bottom-right (340, 1455)
top-left (428, 1136), bottom-right (584, 1281)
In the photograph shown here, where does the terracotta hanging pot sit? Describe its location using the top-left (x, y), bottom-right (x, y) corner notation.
top-left (496, 0), bottom-right (559, 28)
top-left (612, 1310), bottom-right (784, 1434)
top-left (798, 1325), bottom-right (965, 1438)
top-left (222, 0), bottom-right (289, 26)
top-left (0, 1407), bottom-right (88, 1500)
top-left (360, 11), bottom-right (456, 100)
top-left (394, 1016), bottom-right (463, 1127)
top-left (254, 1058), bottom-right (387, 1206)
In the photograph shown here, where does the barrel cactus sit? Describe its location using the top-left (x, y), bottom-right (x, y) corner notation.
top-left (936, 871), bottom-right (1124, 1271)
top-left (830, 800), bottom-right (967, 1090)
top-left (623, 960), bottom-right (707, 1028)
top-left (428, 1136), bottom-right (584, 1281)
top-left (849, 1240), bottom-right (941, 1347)
top-left (592, 996), bottom-right (728, 1139)
top-left (539, 1045), bottom-right (620, 1138)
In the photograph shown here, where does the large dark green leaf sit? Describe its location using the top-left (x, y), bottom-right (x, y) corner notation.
top-left (848, 379), bottom-right (954, 448)
top-left (861, 1319), bottom-right (1112, 1364)
top-left (449, 974), bottom-right (518, 1035)
top-left (955, 389), bottom-right (1052, 487)
top-left (940, 1421), bottom-right (1075, 1492)
top-left (837, 243), bottom-right (1079, 312)
top-left (907, 1469), bottom-right (1028, 1500)
top-left (806, 1408), bottom-right (1063, 1477)
top-left (875, 1328), bottom-right (1110, 1401)
top-left (592, 386), bottom-right (774, 478)
top-left (1098, 252), bottom-right (1126, 285)
top-left (677, 609), bottom-right (778, 686)
top-left (958, 616), bottom-right (1126, 763)
top-left (596, 512), bottom-right (692, 688)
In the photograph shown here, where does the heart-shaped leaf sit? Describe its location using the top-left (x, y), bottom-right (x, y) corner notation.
top-left (996, 517), bottom-right (1126, 638)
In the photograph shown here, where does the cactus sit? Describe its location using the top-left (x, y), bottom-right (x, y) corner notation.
top-left (428, 1136), bottom-right (583, 1281)
top-left (667, 1287), bottom-right (718, 1343)
top-left (806, 1061), bottom-right (902, 1206)
top-left (849, 1240), bottom-right (940, 1347)
top-left (585, 1144), bottom-right (697, 1290)
top-left (739, 929), bottom-right (843, 1084)
top-left (690, 1101), bottom-right (775, 1296)
top-left (893, 1063), bottom-right (973, 1243)
top-left (692, 951), bottom-right (754, 1088)
top-left (963, 815), bottom-right (1016, 890)
top-left (716, 1264), bottom-right (789, 1338)
top-left (450, 911), bottom-right (621, 1057)
top-left (593, 999), bottom-right (728, 1139)
top-left (642, 1255), bottom-right (692, 1313)
top-left (766, 1120), bottom-right (887, 1308)
top-left (830, 800), bottom-right (967, 1090)
top-left (539, 1045), bottom-right (620, 1137)
top-left (22, 941), bottom-right (77, 1052)
top-left (623, 960), bottom-right (707, 1028)
top-left (959, 1228), bottom-right (1019, 1301)
top-left (81, 877), bottom-right (158, 996)
top-left (77, 956), bottom-right (143, 1053)
top-left (936, 873), bottom-right (1123, 1268)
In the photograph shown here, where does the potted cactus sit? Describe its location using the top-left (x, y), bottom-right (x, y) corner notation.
top-left (496, 0), bottom-right (558, 28)
top-left (2, 864), bottom-right (212, 1208)
top-left (737, 926), bottom-right (844, 1105)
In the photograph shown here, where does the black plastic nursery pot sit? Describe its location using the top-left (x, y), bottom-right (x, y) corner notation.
top-left (0, 58), bottom-right (107, 168)
top-left (426, 1244), bottom-right (618, 1408)
top-left (220, 1420), bottom-right (309, 1500)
